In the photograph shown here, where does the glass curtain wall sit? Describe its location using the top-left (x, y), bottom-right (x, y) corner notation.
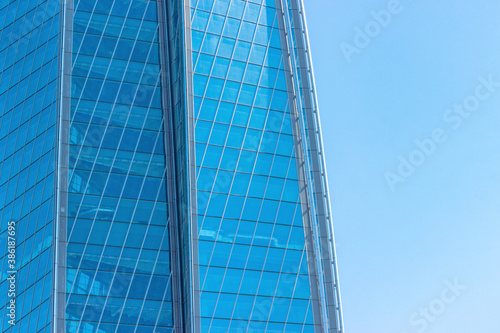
top-left (64, 0), bottom-right (174, 331)
top-left (0, 0), bottom-right (60, 331)
top-left (189, 0), bottom-right (319, 331)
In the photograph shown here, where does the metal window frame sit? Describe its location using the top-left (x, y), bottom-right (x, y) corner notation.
top-left (274, 0), bottom-right (344, 331)
top-left (54, 0), bottom-right (73, 331)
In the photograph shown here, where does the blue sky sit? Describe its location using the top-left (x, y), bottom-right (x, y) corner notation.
top-left (304, 1), bottom-right (500, 332)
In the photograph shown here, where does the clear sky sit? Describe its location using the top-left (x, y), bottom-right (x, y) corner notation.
top-left (304, 1), bottom-right (500, 332)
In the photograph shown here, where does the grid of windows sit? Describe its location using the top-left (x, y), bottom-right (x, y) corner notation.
top-left (1, 0), bottom-right (342, 331)
top-left (0, 0), bottom-right (59, 331)
top-left (190, 1), bottom-right (318, 331)
top-left (65, 0), bottom-right (173, 332)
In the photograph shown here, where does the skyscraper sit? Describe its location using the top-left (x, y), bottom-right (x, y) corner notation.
top-left (0, 0), bottom-right (343, 332)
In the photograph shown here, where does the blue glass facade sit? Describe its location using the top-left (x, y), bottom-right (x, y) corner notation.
top-left (0, 0), bottom-right (59, 331)
top-left (1, 0), bottom-right (342, 332)
top-left (190, 1), bottom-right (316, 332)
top-left (188, 1), bottom-right (342, 332)
top-left (64, 0), bottom-right (174, 331)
